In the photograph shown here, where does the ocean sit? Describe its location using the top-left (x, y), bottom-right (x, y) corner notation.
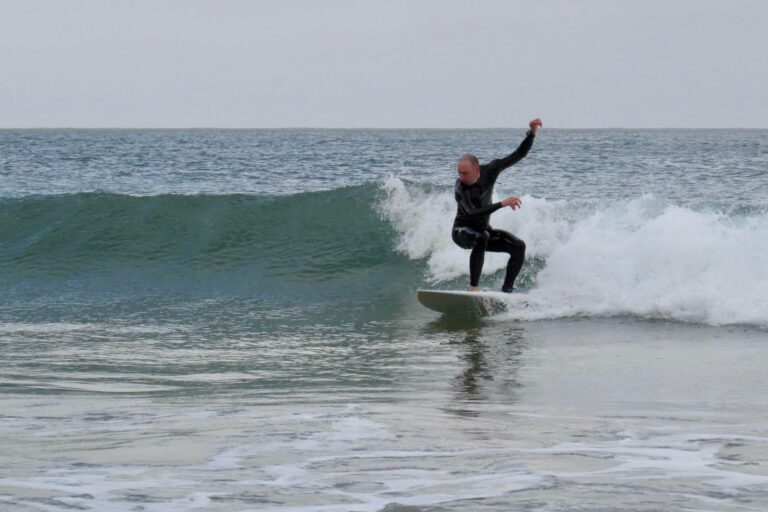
top-left (1, 128), bottom-right (767, 511)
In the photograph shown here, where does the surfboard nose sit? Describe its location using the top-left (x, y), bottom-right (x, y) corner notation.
top-left (417, 289), bottom-right (507, 317)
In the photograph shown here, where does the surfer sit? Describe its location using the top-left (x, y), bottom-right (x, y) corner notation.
top-left (452, 118), bottom-right (542, 292)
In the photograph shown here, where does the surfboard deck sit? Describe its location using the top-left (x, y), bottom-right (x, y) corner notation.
top-left (416, 289), bottom-right (509, 317)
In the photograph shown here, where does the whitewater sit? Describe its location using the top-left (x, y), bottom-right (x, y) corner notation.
top-left (380, 177), bottom-right (768, 326)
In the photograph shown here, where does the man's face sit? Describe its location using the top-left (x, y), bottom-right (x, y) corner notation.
top-left (457, 160), bottom-right (480, 185)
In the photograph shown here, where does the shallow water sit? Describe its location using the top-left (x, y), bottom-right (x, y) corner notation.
top-left (2, 313), bottom-right (768, 511)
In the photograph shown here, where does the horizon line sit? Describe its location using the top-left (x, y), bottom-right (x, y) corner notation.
top-left (1, 126), bottom-right (766, 131)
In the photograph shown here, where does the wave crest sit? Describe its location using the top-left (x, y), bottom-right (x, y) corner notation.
top-left (379, 177), bottom-right (768, 326)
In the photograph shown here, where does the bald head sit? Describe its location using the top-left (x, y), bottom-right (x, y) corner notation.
top-left (458, 153), bottom-right (479, 168)
top-left (457, 153), bottom-right (481, 185)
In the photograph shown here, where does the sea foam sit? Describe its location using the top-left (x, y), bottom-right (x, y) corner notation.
top-left (380, 177), bottom-right (768, 326)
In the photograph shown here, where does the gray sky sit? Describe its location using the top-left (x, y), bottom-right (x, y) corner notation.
top-left (2, 0), bottom-right (767, 128)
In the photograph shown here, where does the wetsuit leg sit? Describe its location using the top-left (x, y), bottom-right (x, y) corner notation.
top-left (452, 227), bottom-right (490, 287)
top-left (486, 229), bottom-right (526, 292)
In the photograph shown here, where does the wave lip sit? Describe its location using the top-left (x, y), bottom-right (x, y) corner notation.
top-left (380, 178), bottom-right (768, 327)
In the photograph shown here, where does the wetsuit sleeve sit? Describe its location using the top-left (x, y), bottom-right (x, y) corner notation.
top-left (482, 130), bottom-right (535, 181)
top-left (455, 188), bottom-right (504, 218)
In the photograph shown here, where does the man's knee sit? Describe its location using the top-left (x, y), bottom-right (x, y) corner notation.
top-left (505, 238), bottom-right (525, 258)
top-left (497, 233), bottom-right (525, 255)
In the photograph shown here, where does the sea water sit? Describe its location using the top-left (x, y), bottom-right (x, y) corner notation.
top-left (1, 129), bottom-right (767, 511)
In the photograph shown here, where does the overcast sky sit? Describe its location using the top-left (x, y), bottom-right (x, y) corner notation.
top-left (1, 0), bottom-right (767, 128)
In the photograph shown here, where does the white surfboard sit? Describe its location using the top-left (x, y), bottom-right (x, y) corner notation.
top-left (416, 289), bottom-right (509, 317)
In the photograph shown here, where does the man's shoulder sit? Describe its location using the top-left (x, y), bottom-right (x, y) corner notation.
top-left (479, 160), bottom-right (498, 173)
top-left (476, 169), bottom-right (496, 187)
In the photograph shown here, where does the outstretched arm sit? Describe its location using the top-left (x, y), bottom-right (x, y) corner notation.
top-left (456, 190), bottom-right (504, 218)
top-left (455, 192), bottom-right (523, 218)
top-left (484, 118), bottom-right (542, 178)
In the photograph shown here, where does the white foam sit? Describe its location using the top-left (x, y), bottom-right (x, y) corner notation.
top-left (324, 416), bottom-right (396, 442)
top-left (380, 178), bottom-right (768, 326)
top-left (378, 176), bottom-right (467, 281)
top-left (5, 400), bottom-right (767, 511)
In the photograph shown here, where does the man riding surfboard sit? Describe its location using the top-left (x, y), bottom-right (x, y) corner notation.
top-left (452, 118), bottom-right (542, 292)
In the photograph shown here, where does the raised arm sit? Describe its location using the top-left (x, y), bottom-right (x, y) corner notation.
top-left (483, 118), bottom-right (542, 179)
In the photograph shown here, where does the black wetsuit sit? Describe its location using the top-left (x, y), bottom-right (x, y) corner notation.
top-left (452, 131), bottom-right (535, 292)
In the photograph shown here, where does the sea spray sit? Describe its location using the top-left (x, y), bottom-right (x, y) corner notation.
top-left (379, 178), bottom-right (768, 326)
top-left (530, 201), bottom-right (768, 325)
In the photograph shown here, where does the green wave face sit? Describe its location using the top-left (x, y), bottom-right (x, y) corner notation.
top-left (0, 186), bottom-right (414, 301)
